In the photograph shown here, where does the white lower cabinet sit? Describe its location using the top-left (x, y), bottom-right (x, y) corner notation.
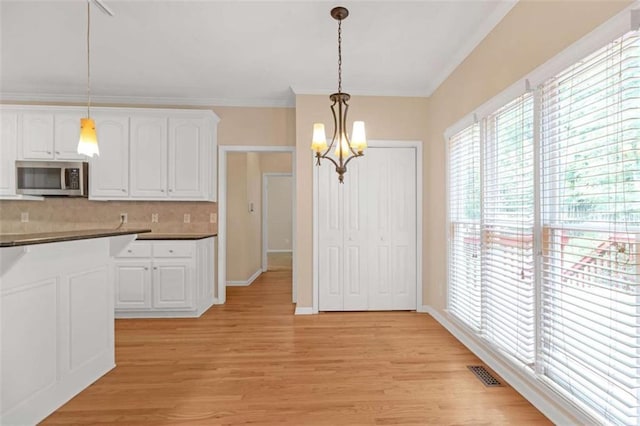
top-left (114, 238), bottom-right (215, 317)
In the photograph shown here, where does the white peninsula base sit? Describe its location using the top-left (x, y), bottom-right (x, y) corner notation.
top-left (0, 234), bottom-right (136, 425)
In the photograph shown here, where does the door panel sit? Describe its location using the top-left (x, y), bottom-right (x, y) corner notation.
top-left (318, 161), bottom-right (343, 310)
top-left (390, 148), bottom-right (417, 310)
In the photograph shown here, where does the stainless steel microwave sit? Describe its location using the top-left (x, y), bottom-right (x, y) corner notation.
top-left (16, 161), bottom-right (89, 197)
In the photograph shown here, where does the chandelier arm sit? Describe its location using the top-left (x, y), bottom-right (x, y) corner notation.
top-left (319, 153), bottom-right (340, 169)
top-left (321, 98), bottom-right (340, 159)
top-left (342, 152), bottom-right (362, 168)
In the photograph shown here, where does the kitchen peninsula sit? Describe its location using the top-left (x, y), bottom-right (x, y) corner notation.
top-left (0, 228), bottom-right (150, 425)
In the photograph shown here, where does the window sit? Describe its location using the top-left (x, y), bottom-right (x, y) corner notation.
top-left (448, 123), bottom-right (481, 331)
top-left (540, 30), bottom-right (640, 425)
top-left (447, 28), bottom-right (640, 425)
top-left (484, 93), bottom-right (535, 365)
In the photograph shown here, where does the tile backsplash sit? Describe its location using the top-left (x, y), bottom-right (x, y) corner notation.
top-left (0, 198), bottom-right (217, 234)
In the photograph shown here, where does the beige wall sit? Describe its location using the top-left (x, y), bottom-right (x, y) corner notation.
top-left (294, 95), bottom-right (429, 307)
top-left (246, 152), bottom-right (262, 276)
top-left (260, 153), bottom-right (292, 173)
top-left (226, 153), bottom-right (248, 281)
top-left (424, 0), bottom-right (633, 310)
top-left (214, 106), bottom-right (296, 147)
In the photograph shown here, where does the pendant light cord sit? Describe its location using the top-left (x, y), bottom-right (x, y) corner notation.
top-left (87, 0), bottom-right (91, 118)
top-left (337, 18), bottom-right (342, 93)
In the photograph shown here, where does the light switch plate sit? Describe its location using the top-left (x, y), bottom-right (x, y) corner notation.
top-left (184, 213), bottom-right (191, 223)
top-left (20, 212), bottom-right (29, 222)
top-left (151, 213), bottom-right (158, 223)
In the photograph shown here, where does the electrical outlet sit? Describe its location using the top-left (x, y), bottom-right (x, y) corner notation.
top-left (151, 213), bottom-right (158, 223)
top-left (120, 213), bottom-right (128, 224)
top-left (210, 213), bottom-right (217, 223)
top-left (20, 212), bottom-right (29, 223)
top-left (183, 213), bottom-right (191, 223)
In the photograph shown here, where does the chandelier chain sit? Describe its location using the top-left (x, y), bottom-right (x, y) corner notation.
top-left (87, 0), bottom-right (91, 117)
top-left (337, 18), bottom-right (342, 93)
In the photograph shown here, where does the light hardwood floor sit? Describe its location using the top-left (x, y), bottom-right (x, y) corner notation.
top-left (43, 270), bottom-right (550, 425)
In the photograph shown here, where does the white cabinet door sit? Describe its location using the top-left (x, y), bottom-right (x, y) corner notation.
top-left (0, 112), bottom-right (18, 195)
top-left (21, 112), bottom-right (54, 159)
top-left (54, 112), bottom-right (85, 160)
top-left (130, 116), bottom-right (167, 198)
top-left (89, 114), bottom-right (129, 198)
top-left (114, 261), bottom-right (152, 310)
top-left (168, 118), bottom-right (208, 199)
top-left (152, 260), bottom-right (194, 309)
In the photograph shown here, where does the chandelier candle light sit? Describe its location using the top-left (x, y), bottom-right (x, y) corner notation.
top-left (77, 0), bottom-right (99, 157)
top-left (311, 6), bottom-right (366, 183)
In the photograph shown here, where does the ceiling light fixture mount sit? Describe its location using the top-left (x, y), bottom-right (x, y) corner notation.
top-left (311, 6), bottom-right (366, 183)
top-left (77, 0), bottom-right (99, 157)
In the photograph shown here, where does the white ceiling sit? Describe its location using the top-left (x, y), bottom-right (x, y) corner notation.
top-left (0, 0), bottom-right (516, 107)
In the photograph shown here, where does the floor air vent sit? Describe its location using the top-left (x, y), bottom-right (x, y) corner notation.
top-left (467, 365), bottom-right (503, 387)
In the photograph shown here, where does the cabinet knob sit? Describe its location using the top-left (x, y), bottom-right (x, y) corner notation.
top-left (169, 249), bottom-right (173, 253)
top-left (144, 267), bottom-right (148, 271)
top-left (47, 151), bottom-right (52, 154)
top-left (55, 151), bottom-right (60, 154)
top-left (127, 249), bottom-right (132, 253)
top-left (168, 189), bottom-right (173, 192)
top-left (153, 267), bottom-right (157, 270)
top-left (161, 189), bottom-right (165, 192)
top-left (121, 189), bottom-right (126, 192)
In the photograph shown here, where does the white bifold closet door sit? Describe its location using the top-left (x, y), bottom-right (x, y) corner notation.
top-left (318, 146), bottom-right (417, 311)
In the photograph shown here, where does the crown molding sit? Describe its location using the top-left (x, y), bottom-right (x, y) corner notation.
top-left (289, 86), bottom-right (428, 98)
top-left (424, 0), bottom-right (518, 96)
top-left (0, 92), bottom-right (295, 108)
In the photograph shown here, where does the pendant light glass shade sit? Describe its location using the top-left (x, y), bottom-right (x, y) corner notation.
top-left (350, 121), bottom-right (367, 151)
top-left (78, 118), bottom-right (99, 157)
top-left (311, 123), bottom-right (328, 153)
top-left (334, 135), bottom-right (350, 158)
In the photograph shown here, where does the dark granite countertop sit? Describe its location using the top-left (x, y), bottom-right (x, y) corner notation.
top-left (136, 232), bottom-right (217, 240)
top-left (0, 228), bottom-right (152, 248)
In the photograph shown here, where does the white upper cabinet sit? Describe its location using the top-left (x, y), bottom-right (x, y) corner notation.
top-left (21, 112), bottom-right (54, 159)
top-left (3, 105), bottom-right (218, 201)
top-left (20, 111), bottom-right (85, 160)
top-left (130, 116), bottom-right (168, 198)
top-left (89, 113), bottom-right (130, 198)
top-left (168, 117), bottom-right (208, 200)
top-left (0, 112), bottom-right (18, 195)
top-left (53, 112), bottom-right (86, 160)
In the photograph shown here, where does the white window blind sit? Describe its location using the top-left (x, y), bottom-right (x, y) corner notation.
top-left (540, 30), bottom-right (640, 425)
top-left (483, 93), bottom-right (536, 365)
top-left (448, 123), bottom-right (481, 331)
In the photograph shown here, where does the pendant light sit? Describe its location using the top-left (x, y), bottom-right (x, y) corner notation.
top-left (311, 6), bottom-right (366, 183)
top-left (77, 0), bottom-right (99, 157)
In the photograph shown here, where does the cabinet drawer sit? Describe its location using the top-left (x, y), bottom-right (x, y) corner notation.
top-left (153, 242), bottom-right (193, 258)
top-left (118, 242), bottom-right (152, 258)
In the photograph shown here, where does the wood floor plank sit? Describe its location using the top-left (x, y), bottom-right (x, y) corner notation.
top-left (42, 270), bottom-right (550, 425)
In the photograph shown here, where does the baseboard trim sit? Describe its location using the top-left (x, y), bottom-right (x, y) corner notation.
top-left (226, 268), bottom-right (262, 287)
top-left (294, 306), bottom-right (314, 315)
top-left (416, 305), bottom-right (429, 313)
top-left (267, 249), bottom-right (293, 253)
top-left (423, 305), bottom-right (594, 425)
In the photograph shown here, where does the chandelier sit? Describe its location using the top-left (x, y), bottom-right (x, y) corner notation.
top-left (311, 6), bottom-right (366, 183)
